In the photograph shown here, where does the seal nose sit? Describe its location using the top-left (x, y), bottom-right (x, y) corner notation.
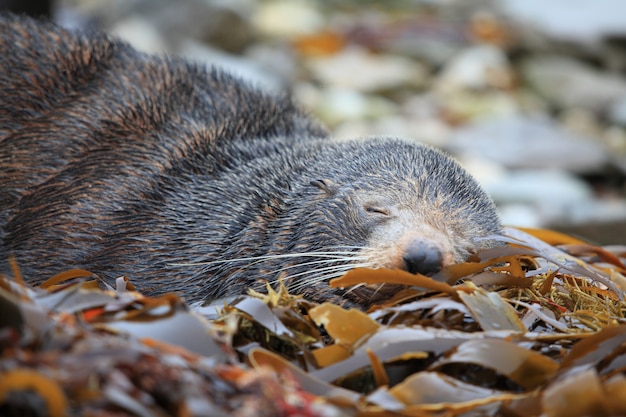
top-left (402, 240), bottom-right (443, 276)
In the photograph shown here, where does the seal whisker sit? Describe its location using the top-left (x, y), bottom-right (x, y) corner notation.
top-left (287, 262), bottom-right (369, 283)
top-left (324, 245), bottom-right (366, 251)
top-left (188, 253), bottom-right (370, 290)
top-left (245, 259), bottom-right (367, 291)
top-left (187, 252), bottom-right (368, 289)
top-left (289, 269), bottom-right (364, 294)
top-left (285, 262), bottom-right (373, 292)
top-left (369, 282), bottom-right (386, 299)
top-left (170, 251), bottom-right (366, 267)
top-left (341, 283), bottom-right (366, 297)
top-left (269, 256), bottom-right (368, 275)
top-left (342, 281), bottom-right (385, 301)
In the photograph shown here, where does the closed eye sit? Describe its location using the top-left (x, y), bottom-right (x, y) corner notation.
top-left (364, 206), bottom-right (390, 216)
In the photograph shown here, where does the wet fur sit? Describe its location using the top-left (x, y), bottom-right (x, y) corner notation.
top-left (0, 15), bottom-right (502, 306)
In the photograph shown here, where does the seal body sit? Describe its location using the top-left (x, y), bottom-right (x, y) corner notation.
top-left (0, 15), bottom-right (502, 306)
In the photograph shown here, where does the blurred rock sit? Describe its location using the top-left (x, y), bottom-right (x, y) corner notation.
top-left (610, 97), bottom-right (626, 127)
top-left (484, 170), bottom-right (593, 206)
top-left (602, 34), bottom-right (626, 72)
top-left (482, 170), bottom-right (626, 230)
top-left (522, 55), bottom-right (626, 114)
top-left (447, 115), bottom-right (609, 173)
top-left (499, 197), bottom-right (626, 233)
top-left (439, 90), bottom-right (519, 122)
top-left (330, 117), bottom-right (452, 146)
top-left (72, 0), bottom-right (255, 53)
top-left (561, 198), bottom-right (626, 225)
top-left (436, 45), bottom-right (513, 92)
top-left (195, 2), bottom-right (254, 53)
top-left (311, 88), bottom-right (397, 127)
top-left (554, 219), bottom-right (626, 245)
top-left (146, 0), bottom-right (254, 53)
top-left (378, 117), bottom-right (452, 147)
top-left (307, 47), bottom-right (427, 93)
top-left (497, 204), bottom-right (542, 228)
top-left (253, 0), bottom-right (323, 38)
top-left (179, 41), bottom-right (286, 92)
top-left (108, 16), bottom-right (168, 53)
top-left (459, 155), bottom-right (591, 207)
top-left (79, 0), bottom-right (283, 90)
top-left (459, 154), bottom-right (612, 229)
top-left (559, 108), bottom-right (603, 141)
top-left (502, 0), bottom-right (626, 43)
top-left (339, 13), bottom-right (468, 67)
top-left (245, 44), bottom-right (297, 85)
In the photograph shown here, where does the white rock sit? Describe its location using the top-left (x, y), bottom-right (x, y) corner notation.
top-left (452, 156), bottom-right (601, 228)
top-left (456, 154), bottom-right (593, 209)
top-left (479, 169), bottom-right (597, 227)
top-left (245, 44), bottom-right (297, 84)
top-left (293, 82), bottom-right (323, 111)
top-left (436, 45), bottom-right (511, 92)
top-left (108, 16), bottom-right (168, 54)
top-left (523, 55), bottom-right (626, 113)
top-left (563, 198), bottom-right (626, 225)
top-left (307, 47), bottom-right (427, 93)
top-left (447, 114), bottom-right (608, 173)
top-left (499, 200), bottom-right (626, 230)
top-left (332, 121), bottom-right (371, 141)
top-left (502, 0), bottom-right (626, 43)
top-left (317, 89), bottom-right (369, 125)
top-left (357, 117), bottom-right (442, 145)
top-left (498, 204), bottom-right (543, 228)
top-left (482, 170), bottom-right (593, 206)
top-left (455, 155), bottom-right (508, 188)
top-left (253, 0), bottom-right (324, 38)
top-left (439, 90), bottom-right (520, 121)
top-left (314, 88), bottom-right (396, 126)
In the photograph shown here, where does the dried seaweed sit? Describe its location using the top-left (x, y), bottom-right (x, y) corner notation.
top-left (2, 227), bottom-right (626, 416)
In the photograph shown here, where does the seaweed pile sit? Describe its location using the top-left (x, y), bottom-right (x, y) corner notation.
top-left (1, 227), bottom-right (626, 416)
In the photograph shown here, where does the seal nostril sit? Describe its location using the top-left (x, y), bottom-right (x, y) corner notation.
top-left (402, 240), bottom-right (443, 276)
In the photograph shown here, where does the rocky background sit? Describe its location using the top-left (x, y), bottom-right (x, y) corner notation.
top-left (12, 0), bottom-right (626, 243)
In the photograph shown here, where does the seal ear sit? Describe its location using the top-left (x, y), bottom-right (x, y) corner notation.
top-left (310, 179), bottom-right (337, 196)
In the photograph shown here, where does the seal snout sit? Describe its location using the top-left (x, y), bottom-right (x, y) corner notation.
top-left (402, 239), bottom-right (443, 276)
